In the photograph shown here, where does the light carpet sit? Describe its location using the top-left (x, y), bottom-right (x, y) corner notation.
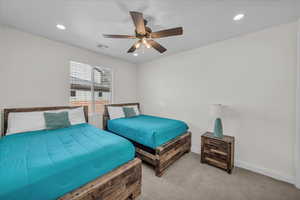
top-left (139, 153), bottom-right (300, 200)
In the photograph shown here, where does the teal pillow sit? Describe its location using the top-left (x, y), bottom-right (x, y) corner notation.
top-left (123, 107), bottom-right (137, 118)
top-left (44, 111), bottom-right (71, 130)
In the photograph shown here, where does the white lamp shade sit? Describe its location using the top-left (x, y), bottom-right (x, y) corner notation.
top-left (210, 104), bottom-right (223, 118)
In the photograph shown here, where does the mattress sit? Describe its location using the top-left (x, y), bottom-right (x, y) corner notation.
top-left (108, 115), bottom-right (188, 149)
top-left (0, 123), bottom-right (135, 200)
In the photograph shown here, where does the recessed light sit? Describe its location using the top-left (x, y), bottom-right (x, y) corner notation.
top-left (56, 24), bottom-right (66, 30)
top-left (233, 14), bottom-right (245, 21)
top-left (133, 53), bottom-right (138, 56)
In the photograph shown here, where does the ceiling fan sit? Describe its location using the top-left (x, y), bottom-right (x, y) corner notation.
top-left (103, 11), bottom-right (183, 54)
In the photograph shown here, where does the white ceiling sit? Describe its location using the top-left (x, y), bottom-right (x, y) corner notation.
top-left (0, 0), bottom-right (300, 64)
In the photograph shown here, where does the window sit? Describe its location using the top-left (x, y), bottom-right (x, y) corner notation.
top-left (70, 61), bottom-right (112, 114)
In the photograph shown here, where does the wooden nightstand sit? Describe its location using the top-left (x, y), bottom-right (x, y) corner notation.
top-left (201, 132), bottom-right (235, 174)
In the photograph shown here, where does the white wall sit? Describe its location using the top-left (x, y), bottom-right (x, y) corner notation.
top-left (296, 19), bottom-right (300, 188)
top-left (0, 25), bottom-right (137, 130)
top-left (137, 22), bottom-right (297, 183)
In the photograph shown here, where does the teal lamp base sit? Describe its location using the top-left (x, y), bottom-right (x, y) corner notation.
top-left (213, 118), bottom-right (223, 138)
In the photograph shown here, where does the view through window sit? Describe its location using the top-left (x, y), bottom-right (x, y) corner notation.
top-left (70, 61), bottom-right (112, 114)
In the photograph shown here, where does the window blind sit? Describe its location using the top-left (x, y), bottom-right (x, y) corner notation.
top-left (70, 61), bottom-right (112, 114)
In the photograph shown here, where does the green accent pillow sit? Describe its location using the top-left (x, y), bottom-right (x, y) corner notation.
top-left (123, 107), bottom-right (137, 118)
top-left (44, 111), bottom-right (71, 130)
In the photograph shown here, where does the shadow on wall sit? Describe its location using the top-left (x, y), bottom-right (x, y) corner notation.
top-left (0, 109), bottom-right (3, 136)
top-left (222, 105), bottom-right (242, 136)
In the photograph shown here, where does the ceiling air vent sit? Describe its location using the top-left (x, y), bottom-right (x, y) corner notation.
top-left (97, 44), bottom-right (109, 49)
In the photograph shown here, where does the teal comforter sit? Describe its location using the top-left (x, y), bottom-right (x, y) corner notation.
top-left (108, 115), bottom-right (188, 149)
top-left (0, 123), bottom-right (135, 200)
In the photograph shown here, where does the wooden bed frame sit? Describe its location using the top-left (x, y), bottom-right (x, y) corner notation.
top-left (103, 103), bottom-right (191, 177)
top-left (2, 106), bottom-right (142, 200)
top-left (2, 106), bottom-right (88, 136)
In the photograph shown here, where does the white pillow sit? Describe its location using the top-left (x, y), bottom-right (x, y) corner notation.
top-left (124, 105), bottom-right (140, 115)
top-left (68, 107), bottom-right (86, 125)
top-left (107, 106), bottom-right (125, 120)
top-left (7, 111), bottom-right (46, 135)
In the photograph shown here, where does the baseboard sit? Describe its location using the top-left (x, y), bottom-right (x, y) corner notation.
top-left (191, 144), bottom-right (295, 185)
top-left (235, 160), bottom-right (295, 185)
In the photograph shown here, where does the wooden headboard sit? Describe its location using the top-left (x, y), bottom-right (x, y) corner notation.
top-left (103, 103), bottom-right (140, 130)
top-left (2, 106), bottom-right (88, 136)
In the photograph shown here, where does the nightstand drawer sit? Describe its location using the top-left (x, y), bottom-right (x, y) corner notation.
top-left (204, 138), bottom-right (227, 150)
top-left (204, 144), bottom-right (228, 155)
top-left (203, 153), bottom-right (227, 169)
top-left (204, 148), bottom-right (228, 160)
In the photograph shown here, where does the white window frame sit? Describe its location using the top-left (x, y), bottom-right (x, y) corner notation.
top-left (69, 61), bottom-right (114, 115)
top-left (91, 65), bottom-right (114, 114)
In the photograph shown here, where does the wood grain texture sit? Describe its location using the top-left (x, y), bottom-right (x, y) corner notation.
top-left (155, 132), bottom-right (191, 177)
top-left (136, 139), bottom-right (190, 177)
top-left (134, 133), bottom-right (191, 177)
top-left (130, 11), bottom-right (146, 35)
top-left (2, 106), bottom-right (88, 136)
top-left (59, 158), bottom-right (142, 200)
top-left (103, 103), bottom-right (191, 177)
top-left (201, 132), bottom-right (235, 174)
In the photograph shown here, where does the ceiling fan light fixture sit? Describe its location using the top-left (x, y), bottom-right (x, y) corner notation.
top-left (133, 52), bottom-right (138, 56)
top-left (142, 37), bottom-right (147, 44)
top-left (135, 42), bottom-right (141, 48)
top-left (103, 11), bottom-right (183, 54)
top-left (142, 38), bottom-right (151, 48)
top-left (145, 42), bottom-right (151, 49)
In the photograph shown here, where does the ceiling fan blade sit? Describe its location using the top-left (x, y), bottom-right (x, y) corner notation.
top-left (147, 40), bottom-right (167, 53)
top-left (127, 40), bottom-right (142, 53)
top-left (103, 34), bottom-right (136, 39)
top-left (130, 11), bottom-right (146, 35)
top-left (150, 27), bottom-right (183, 38)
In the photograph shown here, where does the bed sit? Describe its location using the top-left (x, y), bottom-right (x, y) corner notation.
top-left (0, 106), bottom-right (142, 200)
top-left (103, 103), bottom-right (191, 177)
